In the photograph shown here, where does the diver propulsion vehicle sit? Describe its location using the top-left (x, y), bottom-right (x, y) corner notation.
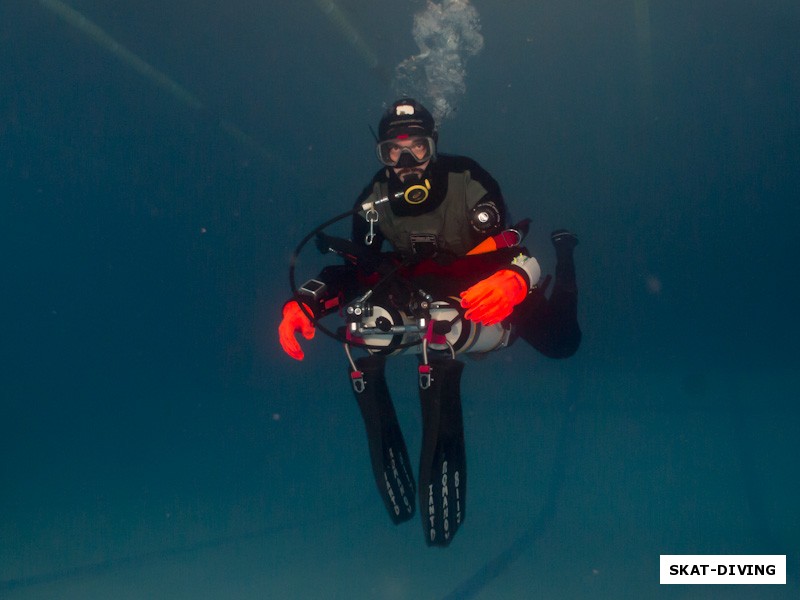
top-left (343, 291), bottom-right (511, 358)
top-left (289, 201), bottom-right (537, 366)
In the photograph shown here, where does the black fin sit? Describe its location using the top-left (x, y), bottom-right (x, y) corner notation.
top-left (351, 355), bottom-right (416, 524)
top-left (418, 358), bottom-right (467, 547)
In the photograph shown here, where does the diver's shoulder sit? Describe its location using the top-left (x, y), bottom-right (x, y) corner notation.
top-left (435, 155), bottom-right (499, 185)
top-left (435, 153), bottom-right (485, 172)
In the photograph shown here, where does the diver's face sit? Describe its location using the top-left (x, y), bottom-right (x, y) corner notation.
top-left (389, 138), bottom-right (430, 181)
top-left (386, 137), bottom-right (430, 164)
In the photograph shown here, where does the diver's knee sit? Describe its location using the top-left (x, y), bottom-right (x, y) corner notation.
top-left (550, 329), bottom-right (582, 359)
top-left (531, 327), bottom-right (581, 359)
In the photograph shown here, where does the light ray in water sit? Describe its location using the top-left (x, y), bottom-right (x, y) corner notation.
top-left (38, 0), bottom-right (203, 110)
top-left (313, 0), bottom-right (387, 81)
top-left (37, 0), bottom-right (273, 161)
top-left (634, 0), bottom-right (654, 118)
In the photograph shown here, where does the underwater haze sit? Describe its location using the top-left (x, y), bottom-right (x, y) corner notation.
top-left (2, 0), bottom-right (799, 598)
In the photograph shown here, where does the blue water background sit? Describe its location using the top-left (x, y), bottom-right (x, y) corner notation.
top-left (1, 1), bottom-right (799, 597)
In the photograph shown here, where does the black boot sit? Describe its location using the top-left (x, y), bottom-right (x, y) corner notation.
top-left (551, 228), bottom-right (579, 253)
top-left (418, 358), bottom-right (467, 547)
top-left (547, 229), bottom-right (581, 357)
top-left (351, 355), bottom-right (416, 524)
top-left (551, 229), bottom-right (578, 293)
top-left (513, 231), bottom-right (581, 358)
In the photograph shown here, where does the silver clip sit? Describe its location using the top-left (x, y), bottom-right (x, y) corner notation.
top-left (419, 339), bottom-right (432, 389)
top-left (364, 208), bottom-right (378, 246)
top-left (419, 364), bottom-right (432, 390)
top-left (344, 343), bottom-right (365, 393)
top-left (351, 371), bottom-right (365, 393)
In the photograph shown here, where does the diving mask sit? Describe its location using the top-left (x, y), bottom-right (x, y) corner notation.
top-left (376, 136), bottom-right (436, 167)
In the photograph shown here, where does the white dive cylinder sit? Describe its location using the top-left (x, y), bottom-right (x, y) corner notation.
top-left (351, 297), bottom-right (511, 357)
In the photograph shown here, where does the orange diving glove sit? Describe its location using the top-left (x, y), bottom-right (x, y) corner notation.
top-left (278, 301), bottom-right (315, 360)
top-left (460, 269), bottom-right (528, 326)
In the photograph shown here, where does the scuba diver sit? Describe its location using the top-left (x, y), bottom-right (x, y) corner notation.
top-left (278, 98), bottom-right (581, 547)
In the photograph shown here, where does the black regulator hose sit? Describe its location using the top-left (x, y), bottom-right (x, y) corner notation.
top-left (287, 207), bottom-right (419, 351)
top-left (288, 207), bottom-right (357, 346)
